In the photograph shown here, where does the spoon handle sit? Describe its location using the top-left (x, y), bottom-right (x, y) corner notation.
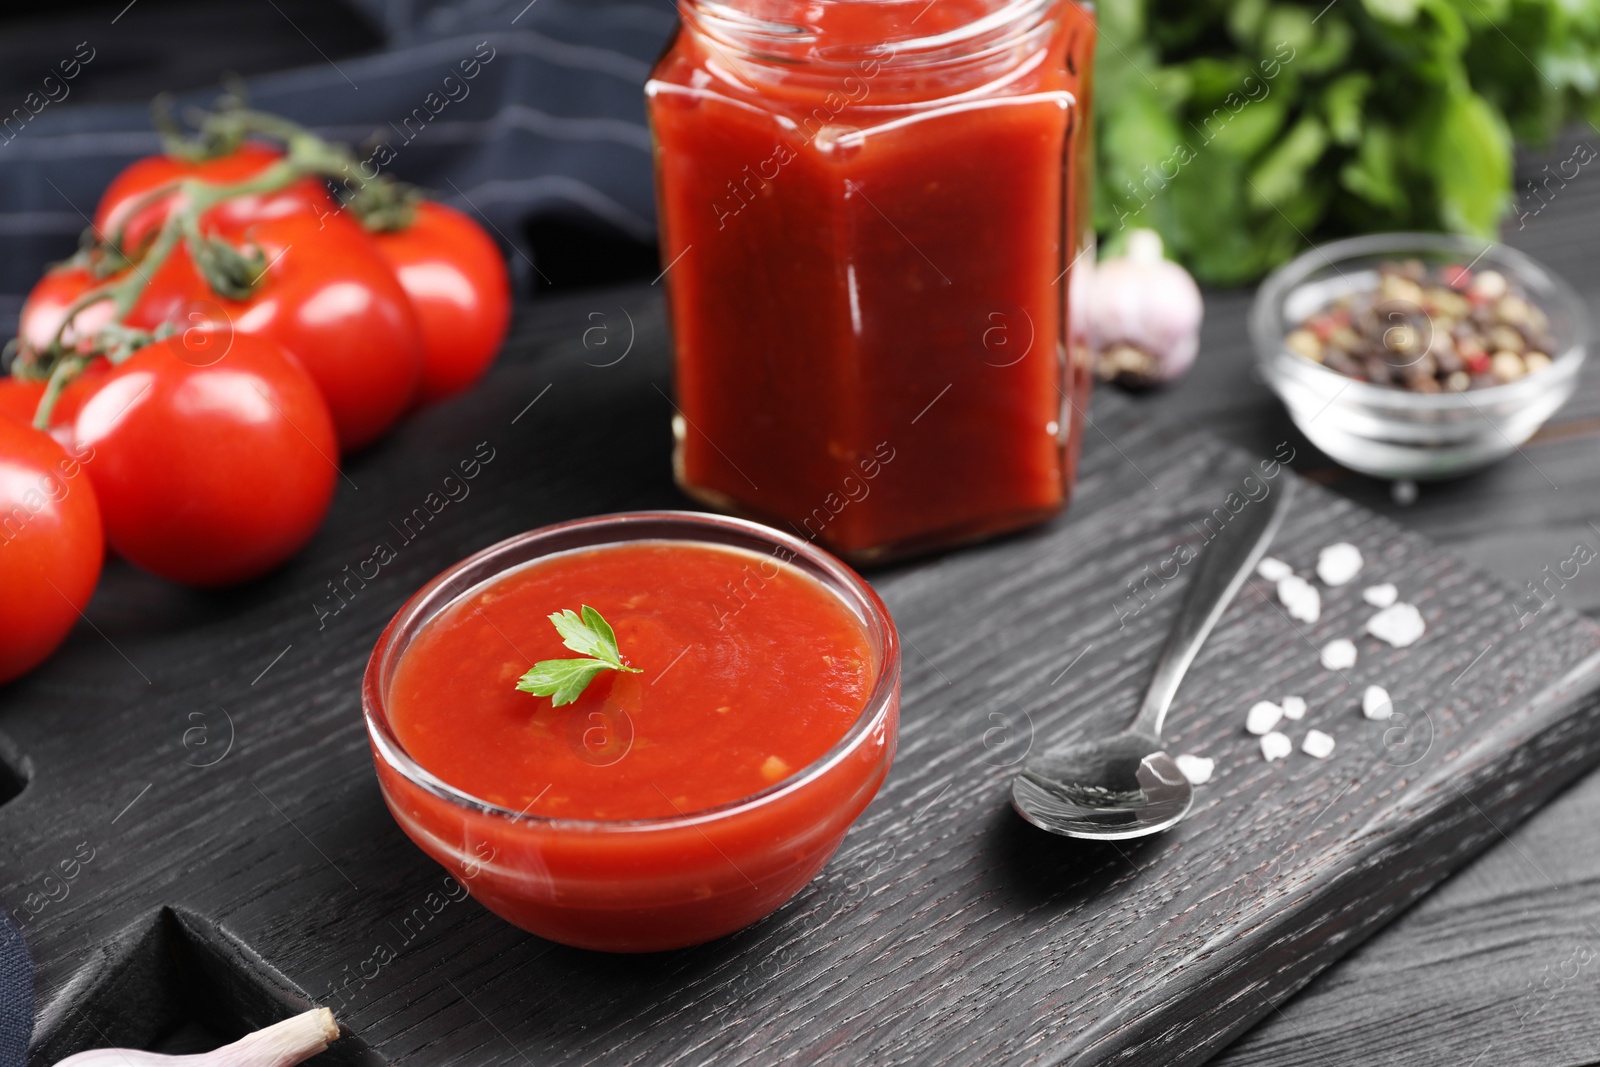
top-left (1129, 475), bottom-right (1295, 740)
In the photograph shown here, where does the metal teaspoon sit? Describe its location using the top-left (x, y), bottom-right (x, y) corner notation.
top-left (1011, 476), bottom-right (1294, 839)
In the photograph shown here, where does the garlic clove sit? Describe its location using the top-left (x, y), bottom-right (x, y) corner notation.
top-left (1087, 229), bottom-right (1204, 387)
top-left (1126, 228), bottom-right (1166, 264)
top-left (53, 1007), bottom-right (339, 1067)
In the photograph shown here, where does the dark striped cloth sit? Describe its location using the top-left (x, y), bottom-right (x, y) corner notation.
top-left (0, 1), bottom-right (677, 1055)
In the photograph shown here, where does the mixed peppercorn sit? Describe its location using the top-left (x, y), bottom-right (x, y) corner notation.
top-left (1284, 260), bottom-right (1555, 392)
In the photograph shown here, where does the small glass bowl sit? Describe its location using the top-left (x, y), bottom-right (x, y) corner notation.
top-left (1251, 232), bottom-right (1588, 479)
top-left (362, 511), bottom-right (900, 953)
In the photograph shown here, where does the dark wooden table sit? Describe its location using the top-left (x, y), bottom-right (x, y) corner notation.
top-left (6, 128), bottom-right (1600, 1065)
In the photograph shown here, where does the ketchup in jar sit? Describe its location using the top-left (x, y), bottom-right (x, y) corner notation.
top-left (647, 0), bottom-right (1096, 562)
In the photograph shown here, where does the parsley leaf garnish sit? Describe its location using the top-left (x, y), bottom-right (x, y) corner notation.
top-left (515, 605), bottom-right (641, 706)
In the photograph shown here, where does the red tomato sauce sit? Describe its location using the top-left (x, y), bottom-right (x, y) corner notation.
top-left (647, 1), bottom-right (1096, 560)
top-left (389, 540), bottom-right (876, 820)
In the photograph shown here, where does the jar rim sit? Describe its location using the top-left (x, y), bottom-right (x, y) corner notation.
top-left (361, 510), bottom-right (902, 835)
top-left (677, 0), bottom-right (1066, 73)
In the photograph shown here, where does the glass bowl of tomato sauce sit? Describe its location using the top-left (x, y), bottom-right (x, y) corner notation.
top-left (362, 512), bottom-right (900, 952)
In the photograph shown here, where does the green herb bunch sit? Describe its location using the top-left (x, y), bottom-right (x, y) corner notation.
top-left (1094, 0), bottom-right (1600, 284)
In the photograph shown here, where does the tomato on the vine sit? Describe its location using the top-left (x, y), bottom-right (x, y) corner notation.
top-left (0, 365), bottom-right (110, 446)
top-left (72, 331), bottom-right (339, 587)
top-left (0, 418), bottom-right (103, 684)
top-left (369, 201), bottom-right (512, 403)
top-left (0, 380), bottom-right (40, 426)
top-left (95, 141), bottom-right (335, 254)
top-left (17, 264), bottom-right (116, 355)
top-left (126, 209), bottom-right (424, 451)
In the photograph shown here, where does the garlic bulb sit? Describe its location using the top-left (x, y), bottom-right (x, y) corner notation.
top-left (54, 1007), bottom-right (338, 1066)
top-left (1087, 229), bottom-right (1204, 387)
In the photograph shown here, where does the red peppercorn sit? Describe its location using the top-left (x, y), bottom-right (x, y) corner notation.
top-left (1308, 308), bottom-right (1350, 341)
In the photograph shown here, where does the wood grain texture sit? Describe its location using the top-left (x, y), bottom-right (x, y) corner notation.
top-left (4, 277), bottom-right (1600, 1065)
top-left (1213, 764), bottom-right (1600, 1067)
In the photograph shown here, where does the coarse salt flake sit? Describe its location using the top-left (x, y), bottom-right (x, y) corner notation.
top-left (1278, 574), bottom-right (1322, 624)
top-left (1302, 729), bottom-right (1336, 759)
top-left (1281, 695), bottom-right (1307, 721)
top-left (1257, 556), bottom-right (1293, 582)
top-left (1362, 684), bottom-right (1391, 720)
top-left (1260, 731), bottom-right (1292, 762)
top-left (1246, 700), bottom-right (1284, 736)
top-left (1367, 602), bottom-right (1426, 648)
top-left (1321, 638), bottom-right (1357, 670)
top-left (1317, 542), bottom-right (1364, 587)
top-left (1362, 583), bottom-right (1398, 608)
top-left (1175, 754), bottom-right (1214, 785)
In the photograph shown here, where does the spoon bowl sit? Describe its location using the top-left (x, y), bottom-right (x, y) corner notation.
top-left (1012, 732), bottom-right (1192, 839)
top-left (1011, 475), bottom-right (1293, 840)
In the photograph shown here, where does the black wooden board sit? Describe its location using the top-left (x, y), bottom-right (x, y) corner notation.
top-left (5, 291), bottom-right (1600, 1066)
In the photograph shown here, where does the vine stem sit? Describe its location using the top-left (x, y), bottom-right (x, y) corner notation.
top-left (33, 355), bottom-right (88, 432)
top-left (27, 124), bottom-right (362, 431)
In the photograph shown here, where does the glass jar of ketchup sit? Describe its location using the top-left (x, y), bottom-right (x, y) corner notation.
top-left (647, 0), bottom-right (1095, 562)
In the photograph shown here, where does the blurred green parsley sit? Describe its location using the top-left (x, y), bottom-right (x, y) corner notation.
top-left (1093, 0), bottom-right (1600, 284)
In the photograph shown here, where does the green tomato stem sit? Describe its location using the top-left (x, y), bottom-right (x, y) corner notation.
top-left (32, 355), bottom-right (87, 433)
